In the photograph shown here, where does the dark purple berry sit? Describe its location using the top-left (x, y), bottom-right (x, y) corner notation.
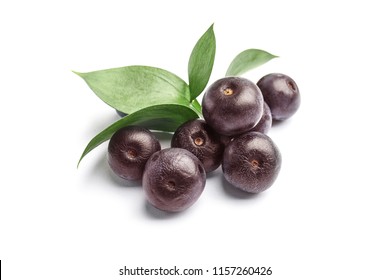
top-left (202, 77), bottom-right (264, 137)
top-left (222, 132), bottom-right (281, 193)
top-left (216, 101), bottom-right (272, 147)
top-left (171, 119), bottom-right (224, 173)
top-left (143, 148), bottom-right (206, 212)
top-left (219, 134), bottom-right (233, 147)
top-left (108, 126), bottom-right (161, 181)
top-left (248, 101), bottom-right (272, 134)
top-left (257, 73), bottom-right (300, 121)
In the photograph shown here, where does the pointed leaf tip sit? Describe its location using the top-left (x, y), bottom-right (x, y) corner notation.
top-left (188, 23), bottom-right (216, 100)
top-left (226, 49), bottom-right (278, 77)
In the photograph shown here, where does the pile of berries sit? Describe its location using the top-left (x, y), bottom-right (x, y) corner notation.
top-left (108, 73), bottom-right (300, 212)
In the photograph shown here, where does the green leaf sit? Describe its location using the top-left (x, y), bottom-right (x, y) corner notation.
top-left (225, 49), bottom-right (278, 77)
top-left (190, 98), bottom-right (202, 116)
top-left (188, 24), bottom-right (216, 100)
top-left (74, 65), bottom-right (191, 114)
top-left (78, 104), bottom-right (200, 167)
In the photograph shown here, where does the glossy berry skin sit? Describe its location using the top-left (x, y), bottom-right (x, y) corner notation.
top-left (202, 77), bottom-right (264, 137)
top-left (222, 132), bottom-right (281, 193)
top-left (217, 102), bottom-right (272, 148)
top-left (257, 73), bottom-right (300, 121)
top-left (171, 119), bottom-right (224, 173)
top-left (143, 148), bottom-right (206, 212)
top-left (249, 101), bottom-right (272, 134)
top-left (108, 126), bottom-right (161, 181)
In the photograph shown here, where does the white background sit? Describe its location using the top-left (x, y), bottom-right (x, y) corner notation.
top-left (1, 0), bottom-right (389, 279)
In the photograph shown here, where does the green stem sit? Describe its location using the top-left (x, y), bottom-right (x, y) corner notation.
top-left (190, 99), bottom-right (203, 118)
